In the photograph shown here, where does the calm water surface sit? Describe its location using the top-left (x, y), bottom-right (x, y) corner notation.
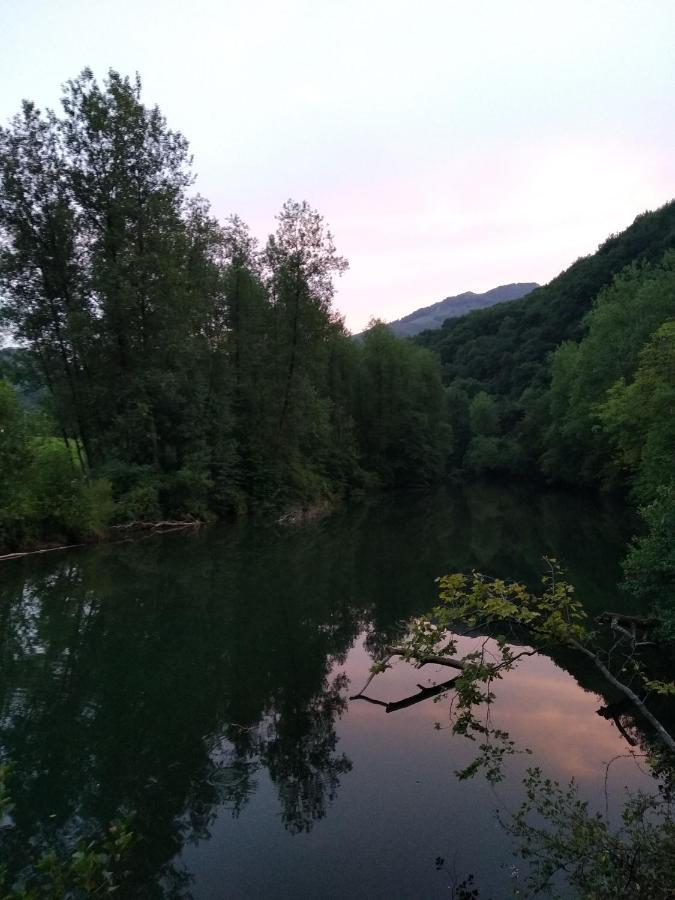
top-left (0, 484), bottom-right (655, 897)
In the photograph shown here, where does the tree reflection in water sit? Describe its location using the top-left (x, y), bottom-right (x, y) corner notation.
top-left (0, 537), bottom-right (358, 895)
top-left (0, 484), bottom-right (642, 896)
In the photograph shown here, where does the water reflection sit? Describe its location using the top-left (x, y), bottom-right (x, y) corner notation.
top-left (0, 546), bottom-right (359, 894)
top-left (0, 483), bottom-right (650, 897)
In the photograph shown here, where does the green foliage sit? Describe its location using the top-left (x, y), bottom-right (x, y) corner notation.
top-left (415, 208), bottom-right (675, 492)
top-left (0, 380), bottom-right (33, 540)
top-left (0, 765), bottom-right (134, 899)
top-left (0, 70), bottom-right (461, 549)
top-left (469, 391), bottom-right (500, 436)
top-left (28, 438), bottom-right (110, 538)
top-left (159, 466), bottom-right (213, 519)
top-left (444, 383), bottom-right (470, 469)
top-left (599, 320), bottom-right (675, 504)
top-left (97, 462), bottom-right (163, 523)
top-left (114, 481), bottom-right (162, 523)
top-left (434, 563), bottom-right (587, 643)
top-left (543, 257), bottom-right (675, 485)
top-left (464, 391), bottom-right (526, 474)
top-left (505, 767), bottom-right (675, 899)
top-left (0, 382), bottom-right (112, 549)
top-left (357, 322), bottom-right (451, 486)
top-left (623, 485), bottom-right (675, 638)
top-left (465, 435), bottom-right (523, 475)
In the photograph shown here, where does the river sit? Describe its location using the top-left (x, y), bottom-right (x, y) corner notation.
top-left (0, 483), bottom-right (657, 897)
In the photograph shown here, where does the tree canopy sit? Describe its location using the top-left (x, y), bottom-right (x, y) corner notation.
top-left (0, 70), bottom-right (450, 551)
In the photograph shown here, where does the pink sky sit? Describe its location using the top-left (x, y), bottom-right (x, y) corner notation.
top-left (2, 0), bottom-right (674, 331)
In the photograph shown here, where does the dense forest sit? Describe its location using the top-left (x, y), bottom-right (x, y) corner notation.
top-left (0, 69), bottom-right (673, 636)
top-left (0, 70), bottom-right (449, 552)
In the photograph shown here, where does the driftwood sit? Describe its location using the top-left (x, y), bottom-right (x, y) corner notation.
top-left (110, 518), bottom-right (201, 532)
top-left (350, 645), bottom-right (537, 714)
top-left (0, 519), bottom-right (202, 564)
top-left (349, 646), bottom-right (465, 714)
top-left (277, 503), bottom-right (331, 526)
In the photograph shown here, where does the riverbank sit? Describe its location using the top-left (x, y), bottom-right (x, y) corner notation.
top-left (0, 475), bottom-right (636, 562)
top-left (0, 498), bottom-right (339, 561)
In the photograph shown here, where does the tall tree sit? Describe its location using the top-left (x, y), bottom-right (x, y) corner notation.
top-left (59, 69), bottom-right (196, 467)
top-left (0, 101), bottom-right (92, 465)
top-left (0, 70), bottom-right (232, 499)
top-left (263, 200), bottom-right (350, 498)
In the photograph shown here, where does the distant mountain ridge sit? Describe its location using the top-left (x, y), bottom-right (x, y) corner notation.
top-left (382, 282), bottom-right (539, 338)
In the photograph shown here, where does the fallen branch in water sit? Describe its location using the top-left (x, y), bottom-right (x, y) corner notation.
top-left (0, 542), bottom-right (87, 562)
top-left (110, 518), bottom-right (202, 532)
top-left (424, 565), bottom-right (675, 754)
top-left (0, 519), bottom-right (203, 564)
top-left (350, 644), bottom-right (536, 707)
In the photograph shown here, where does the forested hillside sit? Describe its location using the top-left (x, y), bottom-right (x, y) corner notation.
top-left (418, 202), bottom-right (675, 397)
top-left (414, 202), bottom-right (675, 476)
top-left (416, 203), bottom-right (675, 632)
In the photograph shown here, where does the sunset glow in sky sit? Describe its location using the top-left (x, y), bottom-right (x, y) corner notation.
top-left (2, 0), bottom-right (674, 330)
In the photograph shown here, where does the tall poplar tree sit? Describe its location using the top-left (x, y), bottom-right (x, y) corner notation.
top-left (263, 200), bottom-right (350, 497)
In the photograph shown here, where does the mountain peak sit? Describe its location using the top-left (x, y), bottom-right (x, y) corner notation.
top-left (384, 282), bottom-right (539, 338)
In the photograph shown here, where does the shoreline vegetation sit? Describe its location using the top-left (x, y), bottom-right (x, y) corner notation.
top-left (0, 474), bottom-right (634, 564)
top-left (0, 498), bottom-right (335, 562)
top-left (0, 470), bottom-right (638, 571)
